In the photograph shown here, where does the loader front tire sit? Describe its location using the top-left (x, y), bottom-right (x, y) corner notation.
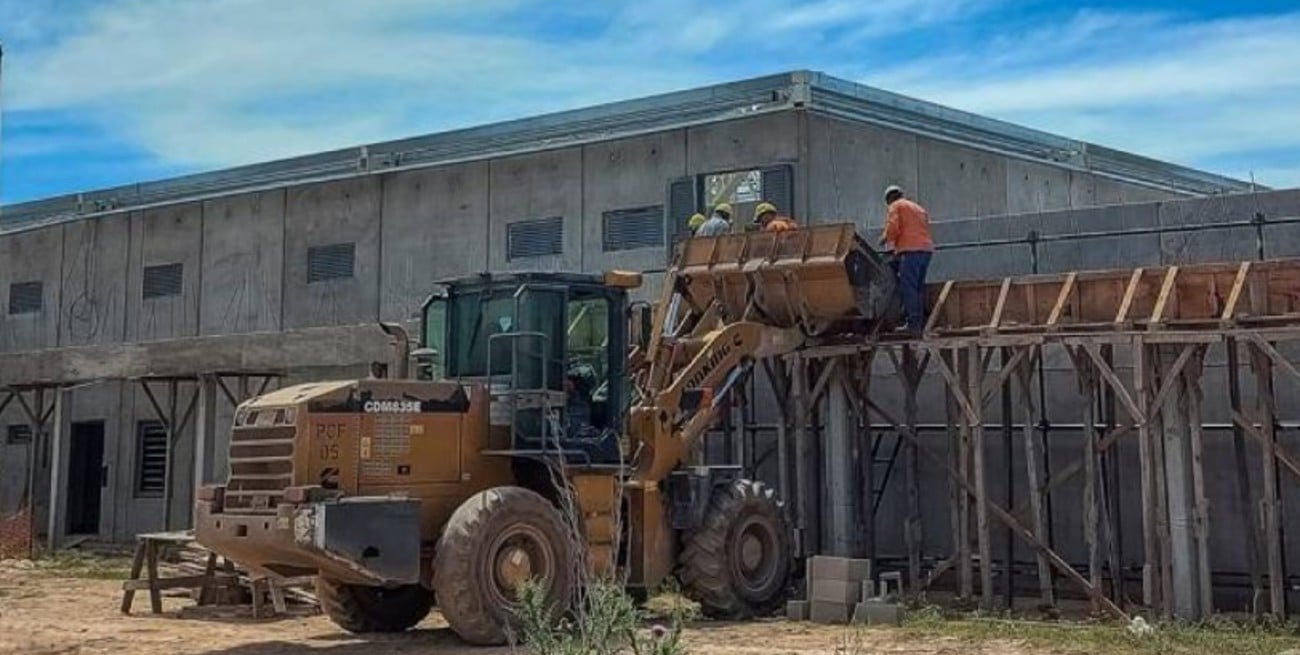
top-left (315, 577), bottom-right (433, 633)
top-left (433, 486), bottom-right (574, 646)
top-left (679, 479), bottom-right (791, 619)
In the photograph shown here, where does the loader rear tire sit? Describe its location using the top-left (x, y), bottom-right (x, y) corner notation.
top-left (315, 577), bottom-right (433, 633)
top-left (679, 479), bottom-right (791, 619)
top-left (433, 486), bottom-right (574, 646)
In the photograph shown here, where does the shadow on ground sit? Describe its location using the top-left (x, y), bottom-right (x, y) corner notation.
top-left (197, 627), bottom-right (511, 655)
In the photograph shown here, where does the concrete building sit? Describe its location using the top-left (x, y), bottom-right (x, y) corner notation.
top-left (0, 70), bottom-right (1262, 551)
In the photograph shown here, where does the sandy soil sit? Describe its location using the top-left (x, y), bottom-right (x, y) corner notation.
top-left (0, 564), bottom-right (1038, 655)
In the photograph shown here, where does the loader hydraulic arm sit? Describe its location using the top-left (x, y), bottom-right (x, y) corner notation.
top-left (624, 223), bottom-right (898, 486)
top-left (628, 321), bottom-right (801, 483)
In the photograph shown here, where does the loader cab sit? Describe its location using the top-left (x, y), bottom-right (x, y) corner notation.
top-left (419, 272), bottom-right (637, 463)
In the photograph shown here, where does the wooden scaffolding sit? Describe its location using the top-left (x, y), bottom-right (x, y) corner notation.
top-left (747, 258), bottom-right (1300, 620)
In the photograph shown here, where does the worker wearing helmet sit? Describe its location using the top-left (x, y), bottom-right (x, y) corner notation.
top-left (695, 202), bottom-right (733, 237)
top-left (753, 201), bottom-right (796, 232)
top-left (687, 213), bottom-right (708, 234)
top-left (879, 185), bottom-right (934, 336)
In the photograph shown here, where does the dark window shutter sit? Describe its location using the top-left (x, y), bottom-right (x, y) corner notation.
top-left (307, 243), bottom-right (356, 282)
top-left (507, 217), bottom-right (564, 260)
top-left (667, 177), bottom-right (698, 239)
top-left (142, 263), bottom-right (184, 299)
top-left (135, 421), bottom-right (167, 496)
top-left (761, 165), bottom-right (794, 218)
top-left (8, 281), bottom-right (43, 314)
top-left (602, 205), bottom-right (665, 252)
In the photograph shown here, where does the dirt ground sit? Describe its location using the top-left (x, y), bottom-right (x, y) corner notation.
top-left (0, 562), bottom-right (1052, 655)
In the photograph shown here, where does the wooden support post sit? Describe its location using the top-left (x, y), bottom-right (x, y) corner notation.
top-left (1078, 348), bottom-right (1102, 613)
top-left (1099, 344), bottom-right (1125, 606)
top-left (901, 345), bottom-right (924, 596)
top-left (967, 345), bottom-right (994, 609)
top-left (1015, 353), bottom-right (1054, 608)
top-left (1133, 342), bottom-right (1160, 610)
top-left (1226, 338), bottom-right (1264, 616)
top-left (1182, 347), bottom-right (1213, 619)
top-left (942, 348), bottom-right (969, 601)
top-left (792, 355), bottom-right (814, 556)
top-left (1248, 341), bottom-right (1286, 618)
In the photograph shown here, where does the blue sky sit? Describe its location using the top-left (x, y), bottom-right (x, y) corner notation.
top-left (2, 0), bottom-right (1299, 204)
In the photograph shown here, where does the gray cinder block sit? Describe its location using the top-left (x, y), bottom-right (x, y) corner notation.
top-left (860, 580), bottom-right (877, 602)
top-left (808, 556), bottom-right (872, 582)
top-left (853, 600), bottom-right (903, 626)
top-left (786, 600), bottom-right (809, 621)
top-left (810, 578), bottom-right (861, 604)
top-left (809, 600), bottom-right (852, 624)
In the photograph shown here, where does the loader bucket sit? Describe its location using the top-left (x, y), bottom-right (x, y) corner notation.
top-left (673, 223), bottom-right (898, 335)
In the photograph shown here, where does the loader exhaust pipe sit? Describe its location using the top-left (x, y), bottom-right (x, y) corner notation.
top-left (378, 322), bottom-right (411, 379)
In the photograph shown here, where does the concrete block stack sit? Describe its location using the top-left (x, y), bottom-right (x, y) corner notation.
top-left (786, 556), bottom-right (905, 626)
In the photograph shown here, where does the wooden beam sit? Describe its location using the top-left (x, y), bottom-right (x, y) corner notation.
top-left (1046, 272), bottom-right (1077, 328)
top-left (925, 280), bottom-right (955, 334)
top-left (1148, 266), bottom-right (1180, 326)
top-left (1220, 261), bottom-right (1252, 324)
top-left (1081, 343), bottom-right (1143, 420)
top-left (987, 277), bottom-right (1012, 332)
top-left (1115, 268), bottom-right (1145, 326)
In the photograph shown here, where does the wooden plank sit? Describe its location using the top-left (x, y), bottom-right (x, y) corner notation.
top-left (1182, 349), bottom-right (1213, 620)
top-left (146, 541), bottom-right (163, 614)
top-left (987, 277), bottom-right (1012, 332)
top-left (1115, 268), bottom-right (1145, 326)
top-left (1047, 272), bottom-right (1077, 327)
top-left (121, 575), bottom-right (234, 592)
top-left (120, 541), bottom-right (147, 614)
top-left (967, 346), bottom-right (994, 609)
top-left (925, 280), bottom-right (955, 334)
top-left (1226, 338), bottom-right (1265, 616)
top-left (1149, 266), bottom-right (1180, 326)
top-left (901, 346), bottom-right (924, 596)
top-left (1246, 341), bottom-right (1285, 616)
top-left (928, 346), bottom-right (980, 425)
top-left (1246, 333), bottom-right (1300, 384)
top-left (1014, 359), bottom-right (1054, 608)
top-left (1220, 261), bottom-right (1252, 324)
top-left (1133, 342), bottom-right (1159, 609)
top-left (1081, 343), bottom-right (1143, 420)
top-left (1079, 358), bottom-right (1102, 612)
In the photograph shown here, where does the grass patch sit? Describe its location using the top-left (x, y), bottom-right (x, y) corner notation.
top-left (35, 551), bottom-right (133, 580)
top-left (897, 606), bottom-right (1300, 655)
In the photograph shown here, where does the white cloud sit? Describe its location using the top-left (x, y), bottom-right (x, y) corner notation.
top-left (869, 10), bottom-right (1300, 186)
top-left (3, 0), bottom-right (1300, 190)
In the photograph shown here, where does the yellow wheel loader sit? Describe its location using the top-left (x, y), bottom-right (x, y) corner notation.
top-left (195, 223), bottom-right (896, 644)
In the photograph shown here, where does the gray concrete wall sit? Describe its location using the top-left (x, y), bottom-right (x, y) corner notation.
top-left (802, 114), bottom-right (1181, 231)
top-left (200, 189), bottom-right (286, 335)
top-left (283, 177), bottom-right (383, 329)
top-left (0, 223), bottom-right (64, 351)
top-left (127, 203), bottom-right (203, 342)
top-left (581, 132), bottom-right (688, 274)
top-left (59, 213), bottom-right (130, 347)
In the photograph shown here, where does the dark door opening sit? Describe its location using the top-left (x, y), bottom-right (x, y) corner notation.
top-left (66, 421), bottom-right (106, 536)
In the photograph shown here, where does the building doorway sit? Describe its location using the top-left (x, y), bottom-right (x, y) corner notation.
top-left (66, 421), bottom-right (105, 536)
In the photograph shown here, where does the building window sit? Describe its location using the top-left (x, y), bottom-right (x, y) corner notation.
top-left (8, 281), bottom-right (43, 315)
top-left (602, 205), bottom-right (664, 252)
top-left (6, 425), bottom-right (32, 445)
top-left (135, 421), bottom-right (167, 497)
top-left (143, 263), bottom-right (184, 299)
top-left (507, 217), bottom-right (563, 260)
top-left (307, 242), bottom-right (356, 282)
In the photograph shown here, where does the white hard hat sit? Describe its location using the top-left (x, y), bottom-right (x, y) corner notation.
top-left (883, 185), bottom-right (904, 201)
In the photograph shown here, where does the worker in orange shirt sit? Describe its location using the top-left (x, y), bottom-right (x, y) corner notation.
top-left (753, 201), bottom-right (796, 232)
top-left (878, 185), bottom-right (934, 335)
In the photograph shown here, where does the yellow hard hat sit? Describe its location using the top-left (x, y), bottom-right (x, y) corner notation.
top-left (713, 202), bottom-right (733, 218)
top-left (688, 213), bottom-right (707, 230)
top-left (753, 201), bottom-right (778, 222)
